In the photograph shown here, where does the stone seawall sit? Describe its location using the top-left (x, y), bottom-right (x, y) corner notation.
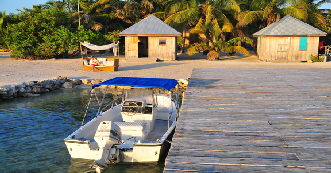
top-left (0, 76), bottom-right (82, 101)
top-left (0, 77), bottom-right (189, 102)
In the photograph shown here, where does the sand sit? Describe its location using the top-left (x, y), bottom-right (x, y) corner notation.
top-left (1, 52), bottom-right (330, 86)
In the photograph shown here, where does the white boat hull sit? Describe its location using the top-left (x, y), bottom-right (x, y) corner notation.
top-left (64, 94), bottom-right (178, 163)
top-left (64, 124), bottom-right (175, 162)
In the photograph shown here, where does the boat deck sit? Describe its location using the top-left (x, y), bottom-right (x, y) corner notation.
top-left (146, 119), bottom-right (169, 141)
top-left (164, 68), bottom-right (331, 172)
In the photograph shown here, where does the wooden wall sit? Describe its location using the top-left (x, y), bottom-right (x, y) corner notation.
top-left (257, 36), bottom-right (320, 61)
top-left (148, 37), bottom-right (177, 61)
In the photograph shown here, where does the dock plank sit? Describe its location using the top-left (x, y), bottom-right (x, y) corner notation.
top-left (164, 68), bottom-right (331, 172)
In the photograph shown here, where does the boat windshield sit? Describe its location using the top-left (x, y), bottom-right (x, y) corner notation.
top-left (123, 101), bottom-right (143, 106)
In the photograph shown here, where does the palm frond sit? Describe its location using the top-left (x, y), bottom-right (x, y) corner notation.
top-left (99, 13), bottom-right (116, 20)
top-left (282, 6), bottom-right (307, 21)
top-left (210, 19), bottom-right (222, 41)
top-left (221, 22), bottom-right (233, 33)
top-left (187, 43), bottom-right (200, 56)
top-left (263, 0), bottom-right (284, 19)
top-left (205, 4), bottom-right (213, 25)
top-left (165, 7), bottom-right (199, 26)
top-left (236, 11), bottom-right (263, 27)
top-left (227, 37), bottom-right (253, 45)
top-left (166, 0), bottom-right (193, 14)
top-left (308, 12), bottom-right (326, 26)
top-left (189, 18), bottom-right (205, 34)
top-left (315, 0), bottom-right (331, 7)
top-left (213, 0), bottom-right (241, 13)
top-left (225, 46), bottom-right (251, 56)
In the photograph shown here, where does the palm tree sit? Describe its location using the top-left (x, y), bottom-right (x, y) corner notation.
top-left (116, 0), bottom-right (167, 24)
top-left (187, 18), bottom-right (252, 60)
top-left (165, 0), bottom-right (241, 53)
top-left (0, 11), bottom-right (6, 31)
top-left (0, 11), bottom-right (7, 48)
top-left (236, 0), bottom-right (326, 35)
top-left (304, 0), bottom-right (328, 27)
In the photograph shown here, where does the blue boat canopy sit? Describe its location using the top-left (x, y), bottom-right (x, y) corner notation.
top-left (92, 77), bottom-right (178, 90)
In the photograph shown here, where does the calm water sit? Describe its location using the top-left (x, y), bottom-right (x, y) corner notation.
top-left (0, 88), bottom-right (164, 173)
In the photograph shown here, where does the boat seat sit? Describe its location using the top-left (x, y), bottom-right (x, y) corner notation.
top-left (114, 122), bottom-right (146, 131)
top-left (83, 58), bottom-right (114, 66)
top-left (114, 122), bottom-right (147, 141)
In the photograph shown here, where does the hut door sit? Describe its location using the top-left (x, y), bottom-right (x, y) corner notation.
top-left (127, 37), bottom-right (138, 59)
top-left (138, 36), bottom-right (148, 57)
top-left (277, 37), bottom-right (290, 60)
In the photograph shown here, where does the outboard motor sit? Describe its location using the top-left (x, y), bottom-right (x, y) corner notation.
top-left (92, 121), bottom-right (121, 169)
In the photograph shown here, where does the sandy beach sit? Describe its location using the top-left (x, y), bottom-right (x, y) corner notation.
top-left (1, 52), bottom-right (331, 86)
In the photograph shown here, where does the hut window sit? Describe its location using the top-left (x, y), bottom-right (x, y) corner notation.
top-left (159, 39), bottom-right (166, 45)
top-left (299, 37), bottom-right (308, 50)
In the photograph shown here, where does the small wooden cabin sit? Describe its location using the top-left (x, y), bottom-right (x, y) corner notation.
top-left (253, 15), bottom-right (327, 62)
top-left (119, 15), bottom-right (181, 61)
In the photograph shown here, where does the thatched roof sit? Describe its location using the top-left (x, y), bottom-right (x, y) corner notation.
top-left (119, 15), bottom-right (181, 36)
top-left (253, 15), bottom-right (327, 36)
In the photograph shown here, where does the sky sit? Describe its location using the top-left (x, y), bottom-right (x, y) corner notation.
top-left (0, 0), bottom-right (330, 14)
top-left (0, 0), bottom-right (50, 14)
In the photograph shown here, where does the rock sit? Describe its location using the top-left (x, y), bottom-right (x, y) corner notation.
top-left (91, 80), bottom-right (101, 85)
top-left (44, 84), bottom-right (51, 89)
top-left (24, 93), bottom-right (40, 97)
top-left (25, 81), bottom-right (35, 87)
top-left (17, 87), bottom-right (26, 97)
top-left (62, 82), bottom-right (73, 88)
top-left (1, 76), bottom-right (82, 101)
top-left (25, 86), bottom-right (32, 93)
top-left (72, 79), bottom-right (82, 85)
top-left (32, 86), bottom-right (41, 93)
top-left (81, 79), bottom-right (90, 85)
top-left (178, 79), bottom-right (189, 85)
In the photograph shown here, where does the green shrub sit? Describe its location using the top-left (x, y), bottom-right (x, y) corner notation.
top-left (310, 54), bottom-right (324, 62)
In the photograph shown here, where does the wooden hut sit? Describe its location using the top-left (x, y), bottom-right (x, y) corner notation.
top-left (119, 15), bottom-right (181, 61)
top-left (253, 15), bottom-right (327, 62)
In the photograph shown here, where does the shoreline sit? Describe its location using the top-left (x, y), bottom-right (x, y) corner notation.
top-left (1, 52), bottom-right (331, 100)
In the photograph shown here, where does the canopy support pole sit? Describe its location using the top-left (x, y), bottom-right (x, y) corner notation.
top-left (80, 42), bottom-right (84, 59)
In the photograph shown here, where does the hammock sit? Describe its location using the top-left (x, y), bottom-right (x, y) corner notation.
top-left (81, 41), bottom-right (118, 50)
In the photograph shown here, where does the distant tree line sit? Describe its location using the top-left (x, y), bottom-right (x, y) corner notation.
top-left (0, 0), bottom-right (330, 59)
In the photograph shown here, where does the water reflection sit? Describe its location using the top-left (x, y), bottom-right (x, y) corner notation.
top-left (0, 88), bottom-right (164, 173)
top-left (68, 159), bottom-right (164, 173)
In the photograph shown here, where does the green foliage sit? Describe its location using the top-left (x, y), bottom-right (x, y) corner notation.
top-left (176, 36), bottom-right (183, 46)
top-left (76, 26), bottom-right (107, 45)
top-left (310, 54), bottom-right (324, 62)
top-left (4, 6), bottom-right (74, 59)
top-left (236, 0), bottom-right (327, 36)
top-left (37, 26), bottom-right (77, 58)
top-left (2, 0), bottom-right (329, 60)
top-left (107, 30), bottom-right (121, 42)
top-left (324, 12), bottom-right (331, 33)
top-left (0, 11), bottom-right (7, 48)
top-left (4, 6), bottom-right (107, 59)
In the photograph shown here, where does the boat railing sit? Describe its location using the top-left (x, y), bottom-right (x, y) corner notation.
top-left (99, 93), bottom-right (125, 113)
top-left (80, 90), bottom-right (125, 127)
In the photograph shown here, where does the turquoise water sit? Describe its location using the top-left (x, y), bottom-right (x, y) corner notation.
top-left (0, 88), bottom-right (164, 173)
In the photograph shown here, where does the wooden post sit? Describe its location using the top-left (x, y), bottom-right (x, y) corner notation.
top-left (80, 42), bottom-right (84, 59)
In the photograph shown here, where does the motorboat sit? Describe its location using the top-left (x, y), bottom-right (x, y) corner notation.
top-left (64, 77), bottom-right (180, 172)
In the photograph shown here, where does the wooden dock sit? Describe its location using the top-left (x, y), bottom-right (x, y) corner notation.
top-left (164, 68), bottom-right (331, 172)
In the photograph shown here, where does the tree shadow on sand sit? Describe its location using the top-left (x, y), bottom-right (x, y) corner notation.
top-left (176, 52), bottom-right (259, 61)
top-left (119, 62), bottom-right (185, 71)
